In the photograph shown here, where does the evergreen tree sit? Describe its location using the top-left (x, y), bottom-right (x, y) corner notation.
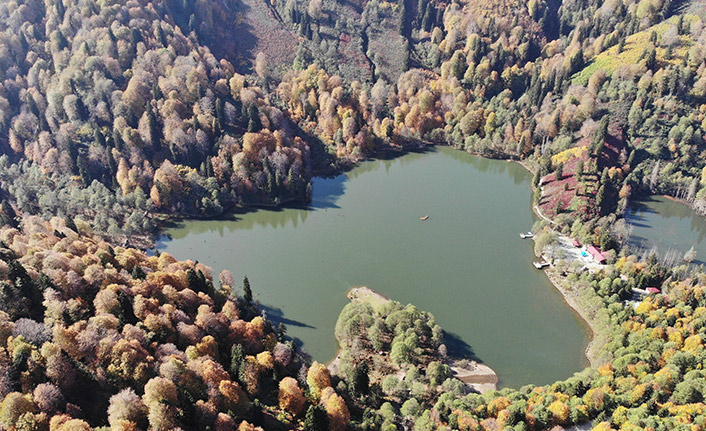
top-left (76, 155), bottom-right (91, 187)
top-left (277, 323), bottom-right (287, 342)
top-left (230, 344), bottom-right (245, 378)
top-left (243, 276), bottom-right (253, 303)
top-left (555, 162), bottom-right (564, 181)
top-left (421, 3), bottom-right (433, 31)
top-left (398, 0), bottom-right (408, 36)
top-left (401, 39), bottom-right (411, 71)
top-left (64, 216), bottom-right (78, 232)
top-left (303, 405), bottom-right (329, 431)
top-left (644, 46), bottom-right (657, 70)
top-left (596, 184), bottom-right (606, 213)
top-left (131, 266), bottom-right (147, 280)
top-left (247, 105), bottom-right (262, 132)
top-left (592, 116), bottom-right (609, 155)
top-left (0, 201), bottom-right (18, 228)
top-left (626, 150), bottom-right (636, 168)
top-left (350, 361), bottom-right (370, 396)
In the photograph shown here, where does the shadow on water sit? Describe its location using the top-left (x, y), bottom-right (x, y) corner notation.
top-left (627, 195), bottom-right (706, 258)
top-left (444, 331), bottom-right (481, 363)
top-left (259, 304), bottom-right (316, 329)
top-left (344, 145), bottom-right (435, 180)
top-left (155, 146), bottom-right (438, 243)
top-left (627, 198), bottom-right (659, 215)
top-left (312, 173), bottom-right (346, 209)
top-left (259, 304), bottom-right (314, 360)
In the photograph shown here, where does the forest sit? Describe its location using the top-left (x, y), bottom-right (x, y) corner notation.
top-left (0, 0), bottom-right (705, 429)
top-left (0, 0), bottom-right (705, 241)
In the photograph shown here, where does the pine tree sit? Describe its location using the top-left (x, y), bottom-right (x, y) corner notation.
top-left (626, 150), bottom-right (635, 168)
top-left (277, 323), bottom-right (287, 342)
top-left (555, 162), bottom-right (564, 181)
top-left (64, 216), bottom-right (78, 233)
top-left (398, 0), bottom-right (408, 36)
top-left (596, 184), bottom-right (606, 213)
top-left (303, 405), bottom-right (329, 431)
top-left (350, 361), bottom-right (369, 396)
top-left (644, 46), bottom-right (657, 71)
top-left (243, 276), bottom-right (253, 303)
top-left (421, 3), bottom-right (433, 31)
top-left (230, 344), bottom-right (245, 378)
top-left (401, 39), bottom-right (410, 71)
top-left (0, 201), bottom-right (18, 228)
top-left (592, 116), bottom-right (609, 155)
top-left (77, 156), bottom-right (91, 187)
top-left (247, 105), bottom-right (262, 132)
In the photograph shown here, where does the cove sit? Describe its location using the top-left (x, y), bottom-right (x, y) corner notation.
top-left (157, 146), bottom-right (590, 388)
top-left (626, 195), bottom-right (706, 264)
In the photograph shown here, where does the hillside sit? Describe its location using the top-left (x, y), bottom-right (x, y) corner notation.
top-left (573, 14), bottom-right (700, 84)
top-left (0, 217), bottom-right (319, 430)
top-left (0, 0), bottom-right (706, 430)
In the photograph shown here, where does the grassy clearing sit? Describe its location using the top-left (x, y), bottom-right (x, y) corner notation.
top-left (573, 14), bottom-right (698, 84)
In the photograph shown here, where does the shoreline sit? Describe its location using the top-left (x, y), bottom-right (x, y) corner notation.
top-left (542, 267), bottom-right (600, 368)
top-left (329, 286), bottom-right (499, 394)
top-left (518, 163), bottom-right (601, 368)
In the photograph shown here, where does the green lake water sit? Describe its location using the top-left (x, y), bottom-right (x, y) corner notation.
top-left (157, 146), bottom-right (590, 388)
top-left (626, 195), bottom-right (706, 264)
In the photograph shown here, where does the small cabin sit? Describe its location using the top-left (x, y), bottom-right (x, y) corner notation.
top-left (587, 246), bottom-right (606, 264)
top-left (646, 287), bottom-right (661, 294)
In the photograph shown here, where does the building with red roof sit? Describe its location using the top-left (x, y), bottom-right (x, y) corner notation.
top-left (587, 246), bottom-right (606, 264)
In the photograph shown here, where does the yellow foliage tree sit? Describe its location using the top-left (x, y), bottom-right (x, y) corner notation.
top-left (306, 361), bottom-right (331, 401)
top-left (548, 400), bottom-right (570, 425)
top-left (278, 377), bottom-right (306, 416)
top-left (323, 389), bottom-right (350, 431)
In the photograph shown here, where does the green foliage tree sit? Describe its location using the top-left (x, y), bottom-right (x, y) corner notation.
top-left (243, 276), bottom-right (253, 303)
top-left (303, 405), bottom-right (329, 431)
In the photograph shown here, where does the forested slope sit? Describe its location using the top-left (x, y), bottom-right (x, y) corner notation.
top-left (0, 0), bottom-right (706, 429)
top-left (0, 217), bottom-right (356, 431)
top-left (0, 0), bottom-right (314, 242)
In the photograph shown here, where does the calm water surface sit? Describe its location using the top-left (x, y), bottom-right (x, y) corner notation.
top-left (158, 147), bottom-right (590, 388)
top-left (626, 196), bottom-right (706, 264)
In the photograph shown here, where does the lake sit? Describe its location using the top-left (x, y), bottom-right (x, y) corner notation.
top-left (626, 195), bottom-right (706, 265)
top-left (158, 146), bottom-right (590, 388)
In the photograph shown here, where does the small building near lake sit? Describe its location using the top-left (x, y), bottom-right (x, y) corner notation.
top-left (587, 246), bottom-right (606, 264)
top-left (646, 287), bottom-right (661, 294)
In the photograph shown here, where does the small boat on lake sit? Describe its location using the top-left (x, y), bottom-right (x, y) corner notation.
top-left (520, 232), bottom-right (534, 239)
top-left (420, 215), bottom-right (429, 221)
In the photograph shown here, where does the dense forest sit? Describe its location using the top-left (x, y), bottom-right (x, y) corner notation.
top-left (0, 0), bottom-right (705, 242)
top-left (0, 0), bottom-right (705, 429)
top-left (0, 217), bottom-right (331, 430)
